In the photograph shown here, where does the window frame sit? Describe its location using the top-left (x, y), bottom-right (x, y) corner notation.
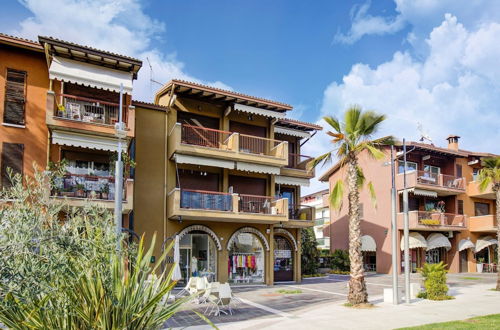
top-left (398, 160), bottom-right (417, 174)
top-left (3, 68), bottom-right (27, 126)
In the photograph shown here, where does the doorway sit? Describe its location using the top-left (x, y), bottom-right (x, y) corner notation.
top-left (459, 250), bottom-right (468, 272)
top-left (179, 231), bottom-right (217, 285)
top-left (274, 236), bottom-right (294, 282)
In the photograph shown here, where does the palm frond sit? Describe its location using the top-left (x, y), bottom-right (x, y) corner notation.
top-left (308, 151), bottom-right (333, 170)
top-left (360, 111), bottom-right (386, 136)
top-left (323, 115), bottom-right (342, 133)
top-left (329, 180), bottom-right (344, 210)
top-left (363, 142), bottom-right (386, 160)
top-left (344, 105), bottom-right (362, 135)
top-left (371, 135), bottom-right (397, 146)
top-left (368, 181), bottom-right (377, 209)
top-left (356, 166), bottom-right (366, 188)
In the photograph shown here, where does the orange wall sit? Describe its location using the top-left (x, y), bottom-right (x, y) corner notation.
top-left (0, 44), bottom-right (49, 177)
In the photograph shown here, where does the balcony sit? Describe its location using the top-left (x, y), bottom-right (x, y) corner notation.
top-left (167, 188), bottom-right (288, 224)
top-left (317, 237), bottom-right (330, 249)
top-left (280, 154), bottom-right (315, 178)
top-left (469, 214), bottom-right (497, 232)
top-left (315, 217), bottom-right (329, 227)
top-left (168, 123), bottom-right (288, 167)
top-left (397, 211), bottom-right (467, 231)
top-left (46, 92), bottom-right (133, 137)
top-left (396, 170), bottom-right (465, 196)
top-left (50, 174), bottom-right (133, 211)
top-left (467, 181), bottom-right (496, 199)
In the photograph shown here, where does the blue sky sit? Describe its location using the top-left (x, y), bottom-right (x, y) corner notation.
top-left (3, 0), bottom-right (500, 193)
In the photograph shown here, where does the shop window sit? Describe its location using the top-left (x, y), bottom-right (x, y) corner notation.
top-left (3, 69), bottom-right (27, 125)
top-left (179, 232), bottom-right (217, 285)
top-left (229, 233), bottom-right (265, 284)
top-left (1, 143), bottom-right (24, 187)
top-left (474, 202), bottom-right (490, 216)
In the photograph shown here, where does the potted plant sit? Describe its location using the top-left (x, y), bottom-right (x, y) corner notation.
top-left (100, 183), bottom-right (110, 200)
top-left (75, 183), bottom-right (86, 198)
top-left (60, 187), bottom-right (75, 198)
top-left (476, 257), bottom-right (484, 273)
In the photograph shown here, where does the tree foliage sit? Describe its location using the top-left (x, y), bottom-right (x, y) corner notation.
top-left (418, 262), bottom-right (451, 300)
top-left (301, 228), bottom-right (320, 275)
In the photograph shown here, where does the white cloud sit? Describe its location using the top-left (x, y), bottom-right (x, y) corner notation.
top-left (12, 0), bottom-right (230, 101)
top-left (311, 13), bottom-right (500, 194)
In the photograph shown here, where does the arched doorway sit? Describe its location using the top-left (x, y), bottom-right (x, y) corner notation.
top-left (228, 229), bottom-right (266, 284)
top-left (274, 235), bottom-right (294, 282)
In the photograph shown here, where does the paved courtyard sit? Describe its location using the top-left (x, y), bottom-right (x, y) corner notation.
top-left (165, 273), bottom-right (499, 329)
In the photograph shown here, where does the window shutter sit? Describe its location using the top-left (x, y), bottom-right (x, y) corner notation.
top-left (457, 200), bottom-right (464, 215)
top-left (1, 143), bottom-right (24, 187)
top-left (3, 69), bottom-right (27, 125)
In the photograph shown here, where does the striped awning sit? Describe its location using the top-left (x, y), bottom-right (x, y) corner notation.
top-left (475, 236), bottom-right (498, 253)
top-left (427, 233), bottom-right (451, 251)
top-left (458, 239), bottom-right (475, 252)
top-left (173, 154), bottom-right (234, 169)
top-left (234, 103), bottom-right (286, 119)
top-left (274, 126), bottom-right (311, 139)
top-left (401, 232), bottom-right (427, 250)
top-left (236, 161), bottom-right (280, 175)
top-left (361, 235), bottom-right (377, 252)
top-left (275, 175), bottom-right (310, 187)
top-left (398, 188), bottom-right (437, 198)
top-left (52, 130), bottom-right (127, 153)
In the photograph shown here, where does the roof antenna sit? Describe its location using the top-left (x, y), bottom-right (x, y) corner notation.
top-left (417, 122), bottom-right (433, 145)
top-left (146, 57), bottom-right (164, 101)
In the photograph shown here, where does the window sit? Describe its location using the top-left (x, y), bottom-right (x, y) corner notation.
top-left (457, 200), bottom-right (464, 215)
top-left (472, 168), bottom-right (480, 181)
top-left (1, 143), bottom-right (24, 187)
top-left (456, 164), bottom-right (463, 178)
top-left (424, 165), bottom-right (440, 176)
top-left (398, 161), bottom-right (417, 174)
top-left (3, 69), bottom-right (27, 125)
top-left (474, 202), bottom-right (490, 216)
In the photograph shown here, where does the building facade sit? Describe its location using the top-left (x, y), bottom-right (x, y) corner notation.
top-left (134, 80), bottom-right (321, 285)
top-left (301, 189), bottom-right (330, 250)
top-left (320, 136), bottom-right (498, 274)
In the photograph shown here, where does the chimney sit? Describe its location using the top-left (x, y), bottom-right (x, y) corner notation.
top-left (446, 135), bottom-right (460, 151)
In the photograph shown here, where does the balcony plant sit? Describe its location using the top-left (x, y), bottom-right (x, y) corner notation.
top-left (75, 183), bottom-right (86, 198)
top-left (100, 183), bottom-right (110, 200)
top-left (477, 257), bottom-right (485, 273)
top-left (420, 218), bottom-right (441, 226)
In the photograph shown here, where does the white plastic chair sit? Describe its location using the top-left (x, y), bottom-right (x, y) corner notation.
top-left (176, 277), bottom-right (195, 298)
top-left (207, 283), bottom-right (234, 316)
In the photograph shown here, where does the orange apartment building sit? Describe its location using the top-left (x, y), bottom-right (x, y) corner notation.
top-left (133, 80), bottom-right (321, 285)
top-left (320, 136), bottom-right (498, 274)
top-left (1, 33), bottom-right (142, 228)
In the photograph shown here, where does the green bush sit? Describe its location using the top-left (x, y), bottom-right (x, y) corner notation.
top-left (328, 249), bottom-right (350, 271)
top-left (0, 168), bottom-right (197, 329)
top-left (301, 228), bottom-right (320, 275)
top-left (418, 262), bottom-right (452, 300)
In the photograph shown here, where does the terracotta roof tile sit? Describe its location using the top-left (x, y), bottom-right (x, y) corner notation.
top-left (132, 100), bottom-right (168, 112)
top-left (0, 32), bottom-right (43, 50)
top-left (277, 118), bottom-right (323, 131)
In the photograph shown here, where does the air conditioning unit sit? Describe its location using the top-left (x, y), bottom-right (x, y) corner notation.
top-left (446, 231), bottom-right (454, 238)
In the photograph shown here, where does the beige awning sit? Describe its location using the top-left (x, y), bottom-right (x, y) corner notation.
top-left (236, 161), bottom-right (280, 175)
top-left (234, 103), bottom-right (286, 119)
top-left (458, 239), bottom-right (475, 252)
top-left (475, 236), bottom-right (498, 253)
top-left (52, 130), bottom-right (127, 153)
top-left (361, 235), bottom-right (377, 252)
top-left (275, 175), bottom-right (310, 187)
top-left (173, 154), bottom-right (234, 169)
top-left (398, 188), bottom-right (437, 198)
top-left (427, 233), bottom-right (451, 251)
top-left (274, 126), bottom-right (311, 139)
top-left (400, 232), bottom-right (427, 251)
top-left (49, 56), bottom-right (133, 94)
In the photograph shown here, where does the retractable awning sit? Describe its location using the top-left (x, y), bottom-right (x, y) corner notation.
top-left (234, 103), bottom-right (286, 119)
top-left (398, 188), bottom-right (437, 198)
top-left (274, 126), bottom-right (311, 139)
top-left (400, 232), bottom-right (427, 250)
top-left (173, 154), bottom-right (234, 169)
top-left (236, 162), bottom-right (280, 175)
top-left (361, 235), bottom-right (377, 252)
top-left (49, 56), bottom-right (133, 94)
top-left (275, 175), bottom-right (310, 187)
top-left (426, 233), bottom-right (451, 251)
top-left (475, 236), bottom-right (498, 253)
top-left (458, 239), bottom-right (475, 251)
top-left (52, 130), bottom-right (127, 153)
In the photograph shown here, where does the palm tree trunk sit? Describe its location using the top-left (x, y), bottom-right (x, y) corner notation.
top-left (347, 153), bottom-right (368, 304)
top-left (496, 188), bottom-right (500, 291)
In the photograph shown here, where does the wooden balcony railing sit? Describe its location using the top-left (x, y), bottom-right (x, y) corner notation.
top-left (54, 93), bottom-right (127, 126)
top-left (286, 154), bottom-right (313, 170)
top-left (51, 173), bottom-right (126, 200)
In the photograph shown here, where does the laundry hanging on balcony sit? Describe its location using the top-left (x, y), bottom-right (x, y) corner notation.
top-left (426, 233), bottom-right (451, 251)
top-left (458, 239), bottom-right (475, 251)
top-left (361, 235), bottom-right (377, 252)
top-left (475, 236), bottom-right (498, 253)
top-left (400, 232), bottom-right (427, 250)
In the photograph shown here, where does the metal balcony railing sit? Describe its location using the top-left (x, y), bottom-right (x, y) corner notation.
top-left (54, 93), bottom-right (127, 126)
top-left (415, 170), bottom-right (465, 190)
top-left (51, 173), bottom-right (125, 200)
top-left (180, 189), bottom-right (233, 211)
top-left (239, 194), bottom-right (277, 214)
top-left (181, 124), bottom-right (232, 149)
top-left (286, 153), bottom-right (313, 170)
top-left (238, 134), bottom-right (284, 157)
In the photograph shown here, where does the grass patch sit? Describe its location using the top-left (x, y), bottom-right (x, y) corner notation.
top-left (461, 277), bottom-right (481, 280)
top-left (488, 288), bottom-right (500, 292)
top-left (343, 302), bottom-right (374, 309)
top-left (303, 273), bottom-right (327, 278)
top-left (276, 289), bottom-right (302, 294)
top-left (397, 313), bottom-right (500, 329)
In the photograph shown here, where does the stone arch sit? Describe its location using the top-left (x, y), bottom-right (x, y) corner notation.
top-left (226, 226), bottom-right (270, 251)
top-left (177, 224), bottom-right (222, 251)
top-left (274, 228), bottom-right (298, 251)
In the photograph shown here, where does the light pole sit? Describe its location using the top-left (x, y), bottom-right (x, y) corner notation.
top-left (114, 83), bottom-right (126, 250)
top-left (390, 145), bottom-right (399, 304)
top-left (403, 138), bottom-right (411, 304)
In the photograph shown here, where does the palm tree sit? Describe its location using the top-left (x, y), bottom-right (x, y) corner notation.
top-left (310, 106), bottom-right (394, 305)
top-left (477, 157), bottom-right (500, 290)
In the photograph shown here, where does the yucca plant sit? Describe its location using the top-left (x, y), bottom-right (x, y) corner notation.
top-left (418, 262), bottom-right (451, 300)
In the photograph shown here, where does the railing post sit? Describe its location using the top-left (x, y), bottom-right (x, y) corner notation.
top-left (232, 194), bottom-right (239, 213)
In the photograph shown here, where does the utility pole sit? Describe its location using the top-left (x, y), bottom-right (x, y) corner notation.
top-left (403, 138), bottom-right (411, 304)
top-left (390, 145), bottom-right (399, 304)
top-left (114, 83), bottom-right (126, 250)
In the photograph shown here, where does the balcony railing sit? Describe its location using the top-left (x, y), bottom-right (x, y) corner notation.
top-left (180, 189), bottom-right (232, 211)
top-left (415, 171), bottom-right (465, 189)
top-left (51, 173), bottom-right (125, 200)
top-left (289, 204), bottom-right (314, 220)
top-left (238, 134), bottom-right (283, 157)
top-left (315, 218), bottom-right (327, 226)
top-left (54, 93), bottom-right (127, 126)
top-left (181, 124), bottom-right (232, 149)
top-left (317, 237), bottom-right (330, 247)
top-left (239, 194), bottom-right (278, 214)
top-left (397, 211), bottom-right (467, 230)
top-left (286, 154), bottom-right (313, 171)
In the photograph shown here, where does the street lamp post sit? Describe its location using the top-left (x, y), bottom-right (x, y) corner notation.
top-left (390, 145), bottom-right (399, 304)
top-left (403, 138), bottom-right (411, 304)
top-left (114, 83), bottom-right (126, 250)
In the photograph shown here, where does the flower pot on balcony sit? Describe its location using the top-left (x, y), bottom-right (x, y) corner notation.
top-left (61, 191), bottom-right (75, 198)
top-left (75, 189), bottom-right (86, 198)
top-left (476, 263), bottom-right (484, 273)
